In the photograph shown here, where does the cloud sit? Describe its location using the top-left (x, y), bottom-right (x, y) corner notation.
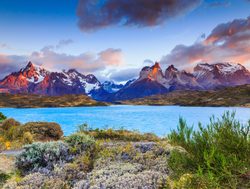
top-left (143, 59), bottom-right (154, 65)
top-left (30, 47), bottom-right (123, 73)
top-left (206, 0), bottom-right (231, 8)
top-left (0, 43), bottom-right (8, 48)
top-left (0, 54), bottom-right (27, 79)
top-left (42, 39), bottom-right (74, 52)
top-left (161, 17), bottom-right (250, 70)
top-left (109, 68), bottom-right (140, 82)
top-left (55, 39), bottom-right (74, 49)
top-left (77, 0), bottom-right (201, 31)
top-left (98, 48), bottom-right (124, 66)
top-left (0, 48), bottom-right (124, 80)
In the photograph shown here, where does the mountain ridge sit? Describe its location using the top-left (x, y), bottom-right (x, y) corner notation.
top-left (1, 61), bottom-right (250, 101)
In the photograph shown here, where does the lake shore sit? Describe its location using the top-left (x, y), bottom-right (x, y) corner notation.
top-left (0, 113), bottom-right (249, 189)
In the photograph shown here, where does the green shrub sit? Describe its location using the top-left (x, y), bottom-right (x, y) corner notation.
top-left (16, 141), bottom-right (71, 174)
top-left (0, 112), bottom-right (6, 123)
top-left (167, 112), bottom-right (250, 188)
top-left (22, 122), bottom-right (63, 141)
top-left (64, 133), bottom-right (95, 154)
top-left (84, 128), bottom-right (159, 141)
top-left (76, 123), bottom-right (89, 133)
top-left (0, 172), bottom-right (10, 187)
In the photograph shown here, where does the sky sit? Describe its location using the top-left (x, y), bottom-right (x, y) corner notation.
top-left (0, 0), bottom-right (250, 82)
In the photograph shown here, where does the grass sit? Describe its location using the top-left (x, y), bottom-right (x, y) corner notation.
top-left (0, 93), bottom-right (108, 108)
top-left (123, 84), bottom-right (250, 107)
top-left (76, 124), bottom-right (160, 142)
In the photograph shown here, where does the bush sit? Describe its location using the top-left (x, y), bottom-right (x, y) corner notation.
top-left (0, 112), bottom-right (6, 123)
top-left (16, 141), bottom-right (72, 174)
top-left (64, 133), bottom-right (95, 154)
top-left (22, 122), bottom-right (63, 141)
top-left (167, 112), bottom-right (250, 188)
top-left (84, 128), bottom-right (159, 142)
top-left (0, 172), bottom-right (10, 187)
top-left (22, 132), bottom-right (33, 144)
top-left (1, 118), bottom-right (21, 131)
top-left (0, 119), bottom-right (22, 142)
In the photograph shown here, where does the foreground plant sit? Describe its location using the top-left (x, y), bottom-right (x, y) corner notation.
top-left (168, 112), bottom-right (250, 188)
top-left (0, 112), bottom-right (7, 123)
top-left (16, 141), bottom-right (72, 174)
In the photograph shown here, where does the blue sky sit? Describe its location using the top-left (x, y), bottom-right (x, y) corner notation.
top-left (0, 0), bottom-right (250, 81)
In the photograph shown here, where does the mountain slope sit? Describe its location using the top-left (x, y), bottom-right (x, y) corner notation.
top-left (123, 85), bottom-right (250, 107)
top-left (194, 63), bottom-right (250, 89)
top-left (0, 93), bottom-right (107, 108)
top-left (1, 61), bottom-right (250, 102)
top-left (0, 62), bottom-right (101, 96)
top-left (106, 63), bottom-right (170, 101)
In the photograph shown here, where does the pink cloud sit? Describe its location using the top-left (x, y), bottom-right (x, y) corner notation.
top-left (161, 17), bottom-right (250, 70)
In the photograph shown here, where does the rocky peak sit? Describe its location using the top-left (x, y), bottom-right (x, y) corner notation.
top-left (165, 65), bottom-right (179, 79)
top-left (194, 62), bottom-right (250, 88)
top-left (166, 65), bottom-right (178, 72)
top-left (139, 62), bottom-right (164, 81)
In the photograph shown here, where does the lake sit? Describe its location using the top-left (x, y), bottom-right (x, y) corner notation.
top-left (0, 105), bottom-right (249, 136)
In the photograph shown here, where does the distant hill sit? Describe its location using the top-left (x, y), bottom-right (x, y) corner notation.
top-left (122, 85), bottom-right (250, 107)
top-left (0, 94), bottom-right (107, 108)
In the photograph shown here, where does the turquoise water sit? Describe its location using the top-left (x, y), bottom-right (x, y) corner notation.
top-left (0, 106), bottom-right (249, 136)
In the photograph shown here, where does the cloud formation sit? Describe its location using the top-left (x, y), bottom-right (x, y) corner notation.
top-left (206, 0), bottom-right (231, 8)
top-left (161, 17), bottom-right (250, 70)
top-left (77, 0), bottom-right (201, 31)
top-left (0, 54), bottom-right (27, 79)
top-left (0, 43), bottom-right (8, 48)
top-left (55, 39), bottom-right (74, 49)
top-left (30, 47), bottom-right (123, 73)
top-left (0, 47), bottom-right (123, 80)
top-left (108, 68), bottom-right (140, 82)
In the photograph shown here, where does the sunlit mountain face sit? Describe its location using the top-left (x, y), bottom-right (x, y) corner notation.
top-left (0, 0), bottom-right (250, 97)
top-left (1, 61), bottom-right (250, 101)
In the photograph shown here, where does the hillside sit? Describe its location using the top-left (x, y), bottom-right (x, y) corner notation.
top-left (0, 94), bottom-right (107, 108)
top-left (122, 85), bottom-right (250, 107)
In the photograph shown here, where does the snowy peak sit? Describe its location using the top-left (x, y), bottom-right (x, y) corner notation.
top-left (165, 65), bottom-right (201, 90)
top-left (195, 62), bottom-right (247, 76)
top-left (21, 62), bottom-right (49, 84)
top-left (194, 62), bottom-right (250, 88)
top-left (0, 61), bottom-right (102, 96)
top-left (102, 81), bottom-right (124, 93)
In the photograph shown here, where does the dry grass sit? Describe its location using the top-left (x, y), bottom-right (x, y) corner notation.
top-left (123, 84), bottom-right (250, 107)
top-left (0, 155), bottom-right (15, 174)
top-left (0, 94), bottom-right (108, 108)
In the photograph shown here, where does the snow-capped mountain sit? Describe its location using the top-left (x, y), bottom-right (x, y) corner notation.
top-left (194, 63), bottom-right (250, 89)
top-left (1, 61), bottom-right (250, 101)
top-left (106, 62), bottom-right (250, 101)
top-left (106, 63), bottom-right (170, 101)
top-left (102, 81), bottom-right (124, 93)
top-left (165, 65), bottom-right (202, 90)
top-left (0, 62), bottom-right (101, 96)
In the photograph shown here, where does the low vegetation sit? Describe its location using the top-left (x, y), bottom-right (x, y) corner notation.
top-left (77, 123), bottom-right (160, 142)
top-left (22, 122), bottom-right (63, 141)
top-left (0, 111), bottom-right (249, 188)
top-left (167, 112), bottom-right (250, 188)
top-left (0, 112), bottom-right (7, 123)
top-left (0, 116), bottom-right (63, 151)
top-left (124, 84), bottom-right (250, 107)
top-left (0, 93), bottom-right (108, 108)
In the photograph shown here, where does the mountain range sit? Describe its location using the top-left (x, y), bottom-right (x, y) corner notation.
top-left (1, 61), bottom-right (250, 101)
